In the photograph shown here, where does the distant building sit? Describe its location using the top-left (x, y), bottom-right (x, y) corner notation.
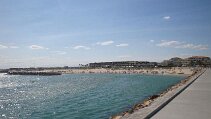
top-left (160, 60), bottom-right (171, 67)
top-left (188, 56), bottom-right (211, 67)
top-left (89, 56), bottom-right (211, 68)
top-left (160, 56), bottom-right (211, 67)
top-left (169, 57), bottom-right (183, 67)
top-left (89, 61), bottom-right (158, 68)
top-left (63, 66), bottom-right (69, 69)
top-left (160, 58), bottom-right (183, 67)
top-left (181, 58), bottom-right (191, 67)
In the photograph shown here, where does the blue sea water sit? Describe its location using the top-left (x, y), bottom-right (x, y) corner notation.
top-left (0, 73), bottom-right (185, 119)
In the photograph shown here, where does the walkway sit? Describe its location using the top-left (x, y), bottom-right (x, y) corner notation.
top-left (152, 69), bottom-right (211, 119)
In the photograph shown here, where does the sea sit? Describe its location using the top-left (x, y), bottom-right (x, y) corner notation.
top-left (0, 73), bottom-right (185, 119)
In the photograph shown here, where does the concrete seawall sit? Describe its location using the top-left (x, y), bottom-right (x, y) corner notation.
top-left (151, 69), bottom-right (211, 119)
top-left (120, 69), bottom-right (207, 119)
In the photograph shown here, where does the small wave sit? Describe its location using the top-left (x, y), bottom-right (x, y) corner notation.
top-left (0, 73), bottom-right (20, 79)
top-left (0, 73), bottom-right (8, 78)
top-left (0, 81), bottom-right (19, 89)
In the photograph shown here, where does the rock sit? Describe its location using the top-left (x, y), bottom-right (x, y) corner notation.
top-left (127, 109), bottom-right (134, 114)
top-left (112, 116), bottom-right (122, 119)
top-left (149, 95), bottom-right (159, 100)
top-left (143, 100), bottom-right (150, 106)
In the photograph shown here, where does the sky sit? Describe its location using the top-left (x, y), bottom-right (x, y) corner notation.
top-left (0, 0), bottom-right (211, 68)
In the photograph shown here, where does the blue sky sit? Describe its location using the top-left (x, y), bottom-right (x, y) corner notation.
top-left (0, 0), bottom-right (211, 68)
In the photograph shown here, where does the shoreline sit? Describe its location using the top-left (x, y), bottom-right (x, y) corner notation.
top-left (111, 68), bottom-right (204, 119)
top-left (43, 67), bottom-right (195, 75)
top-left (2, 67), bottom-right (203, 118)
top-left (6, 67), bottom-right (195, 76)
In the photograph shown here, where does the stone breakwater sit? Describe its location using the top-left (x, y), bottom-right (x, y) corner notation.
top-left (111, 69), bottom-right (202, 119)
top-left (7, 71), bottom-right (62, 76)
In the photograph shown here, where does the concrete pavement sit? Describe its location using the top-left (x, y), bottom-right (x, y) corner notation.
top-left (152, 69), bottom-right (211, 119)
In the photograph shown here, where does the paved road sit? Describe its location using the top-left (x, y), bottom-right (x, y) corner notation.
top-left (152, 69), bottom-right (211, 119)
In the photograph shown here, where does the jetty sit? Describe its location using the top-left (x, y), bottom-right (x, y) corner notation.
top-left (151, 69), bottom-right (211, 119)
top-left (120, 69), bottom-right (211, 119)
top-left (7, 71), bottom-right (62, 76)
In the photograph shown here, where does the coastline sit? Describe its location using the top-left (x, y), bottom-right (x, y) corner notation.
top-left (40, 67), bottom-right (195, 75)
top-left (2, 67), bottom-right (204, 118)
top-left (111, 68), bottom-right (204, 119)
top-left (6, 67), bottom-right (195, 76)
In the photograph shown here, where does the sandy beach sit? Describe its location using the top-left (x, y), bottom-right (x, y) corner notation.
top-left (44, 67), bottom-right (196, 75)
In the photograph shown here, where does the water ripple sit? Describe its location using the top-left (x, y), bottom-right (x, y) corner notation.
top-left (0, 73), bottom-right (185, 119)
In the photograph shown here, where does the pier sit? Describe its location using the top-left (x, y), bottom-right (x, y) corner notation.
top-left (121, 69), bottom-right (211, 119)
top-left (151, 69), bottom-right (211, 119)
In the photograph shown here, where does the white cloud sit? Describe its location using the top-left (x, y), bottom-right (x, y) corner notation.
top-left (73, 45), bottom-right (90, 50)
top-left (163, 16), bottom-right (171, 20)
top-left (0, 44), bottom-right (20, 49)
top-left (116, 43), bottom-right (129, 47)
top-left (175, 44), bottom-right (208, 50)
top-left (53, 51), bottom-right (67, 55)
top-left (29, 45), bottom-right (48, 50)
top-left (9, 46), bottom-right (19, 49)
top-left (0, 44), bottom-right (8, 49)
top-left (156, 40), bottom-right (180, 47)
top-left (156, 40), bottom-right (208, 50)
top-left (97, 40), bottom-right (114, 46)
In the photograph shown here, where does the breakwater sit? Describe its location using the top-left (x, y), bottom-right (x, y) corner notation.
top-left (7, 71), bottom-right (61, 76)
top-left (151, 69), bottom-right (210, 119)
